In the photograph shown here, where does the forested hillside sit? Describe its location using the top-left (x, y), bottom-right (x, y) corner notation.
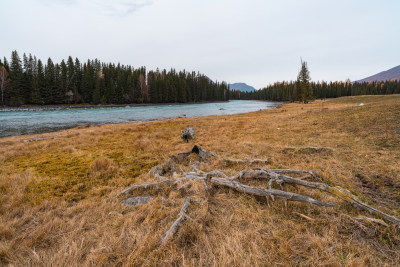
top-left (231, 80), bottom-right (400, 101)
top-left (0, 51), bottom-right (229, 106)
top-left (229, 82), bottom-right (256, 92)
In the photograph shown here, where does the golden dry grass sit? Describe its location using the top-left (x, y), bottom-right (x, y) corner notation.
top-left (0, 95), bottom-right (400, 266)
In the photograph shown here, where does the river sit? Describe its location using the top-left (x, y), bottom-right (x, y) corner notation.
top-left (0, 100), bottom-right (282, 137)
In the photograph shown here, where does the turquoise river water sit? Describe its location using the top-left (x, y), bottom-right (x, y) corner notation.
top-left (0, 100), bottom-right (281, 137)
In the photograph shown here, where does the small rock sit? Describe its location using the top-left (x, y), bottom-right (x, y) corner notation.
top-left (123, 196), bottom-right (152, 206)
top-left (359, 103), bottom-right (364, 106)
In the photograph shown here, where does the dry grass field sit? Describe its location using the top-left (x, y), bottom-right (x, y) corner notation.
top-left (1, 95), bottom-right (400, 266)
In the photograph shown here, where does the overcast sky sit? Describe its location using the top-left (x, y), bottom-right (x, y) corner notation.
top-left (2, 0), bottom-right (400, 88)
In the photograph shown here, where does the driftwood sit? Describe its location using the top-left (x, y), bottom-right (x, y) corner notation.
top-left (115, 146), bottom-right (400, 245)
top-left (116, 173), bottom-right (209, 198)
top-left (346, 215), bottom-right (369, 232)
top-left (161, 197), bottom-right (191, 246)
top-left (354, 216), bottom-right (389, 227)
top-left (238, 169), bottom-right (329, 191)
top-left (283, 146), bottom-right (333, 154)
top-left (239, 168), bottom-right (400, 226)
top-left (117, 170), bottom-right (329, 207)
top-left (259, 168), bottom-right (317, 177)
top-left (209, 177), bottom-right (334, 207)
top-left (117, 179), bottom-right (178, 197)
top-left (223, 157), bottom-right (270, 165)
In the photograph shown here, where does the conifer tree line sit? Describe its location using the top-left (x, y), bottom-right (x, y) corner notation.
top-left (230, 60), bottom-right (400, 102)
top-left (0, 51), bottom-right (229, 106)
top-left (231, 79), bottom-right (400, 102)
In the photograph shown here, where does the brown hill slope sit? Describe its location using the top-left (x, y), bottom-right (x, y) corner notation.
top-left (0, 95), bottom-right (400, 266)
top-left (356, 65), bottom-right (400, 83)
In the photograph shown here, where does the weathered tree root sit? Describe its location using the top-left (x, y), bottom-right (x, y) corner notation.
top-left (161, 197), bottom-right (191, 246)
top-left (223, 157), bottom-right (270, 165)
top-left (238, 168), bottom-right (400, 226)
top-left (354, 215), bottom-right (388, 227)
top-left (283, 146), bottom-right (334, 154)
top-left (148, 145), bottom-right (215, 177)
top-left (116, 174), bottom-right (207, 198)
top-left (254, 168), bottom-right (317, 177)
top-left (209, 177), bottom-right (334, 207)
top-left (117, 173), bottom-right (333, 207)
top-left (115, 145), bottom-right (400, 246)
top-left (172, 145), bottom-right (215, 164)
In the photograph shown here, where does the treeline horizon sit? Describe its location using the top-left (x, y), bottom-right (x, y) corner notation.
top-left (2, 51), bottom-right (399, 106)
top-left (230, 79), bottom-right (400, 101)
top-left (0, 51), bottom-right (229, 106)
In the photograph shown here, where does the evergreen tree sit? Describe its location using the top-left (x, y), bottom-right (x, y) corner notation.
top-left (60, 60), bottom-right (68, 102)
top-left (296, 60), bottom-right (312, 103)
top-left (44, 58), bottom-right (56, 104)
top-left (9, 51), bottom-right (24, 105)
top-left (31, 59), bottom-right (45, 104)
top-left (3, 57), bottom-right (10, 72)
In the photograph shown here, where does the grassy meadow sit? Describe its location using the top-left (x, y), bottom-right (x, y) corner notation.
top-left (1, 95), bottom-right (400, 266)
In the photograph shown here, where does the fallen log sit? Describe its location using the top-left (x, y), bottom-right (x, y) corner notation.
top-left (161, 197), bottom-right (191, 246)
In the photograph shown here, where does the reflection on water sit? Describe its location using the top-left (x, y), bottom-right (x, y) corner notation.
top-left (0, 100), bottom-right (282, 137)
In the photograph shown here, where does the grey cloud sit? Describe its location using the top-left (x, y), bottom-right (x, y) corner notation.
top-left (93, 0), bottom-right (154, 17)
top-left (39, 0), bottom-right (153, 16)
top-left (39, 0), bottom-right (77, 5)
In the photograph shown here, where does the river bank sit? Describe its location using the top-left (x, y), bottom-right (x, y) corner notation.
top-left (0, 100), bottom-right (234, 112)
top-left (0, 100), bottom-right (282, 138)
top-left (0, 95), bottom-right (399, 266)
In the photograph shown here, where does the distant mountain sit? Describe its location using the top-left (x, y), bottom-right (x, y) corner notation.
top-left (229, 83), bottom-right (256, 92)
top-left (356, 65), bottom-right (400, 83)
